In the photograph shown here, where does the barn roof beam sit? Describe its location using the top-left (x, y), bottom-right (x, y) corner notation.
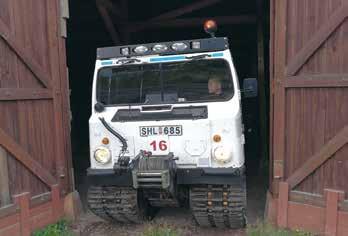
top-left (149, 0), bottom-right (222, 22)
top-left (100, 0), bottom-right (126, 20)
top-left (96, 0), bottom-right (121, 44)
top-left (127, 15), bottom-right (257, 33)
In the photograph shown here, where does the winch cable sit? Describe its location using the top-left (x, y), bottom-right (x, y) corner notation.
top-left (99, 117), bottom-right (128, 153)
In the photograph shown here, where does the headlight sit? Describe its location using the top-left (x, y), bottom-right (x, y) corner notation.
top-left (213, 146), bottom-right (232, 163)
top-left (94, 147), bottom-right (111, 164)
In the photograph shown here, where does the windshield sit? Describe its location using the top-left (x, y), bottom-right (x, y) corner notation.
top-left (96, 59), bottom-right (234, 106)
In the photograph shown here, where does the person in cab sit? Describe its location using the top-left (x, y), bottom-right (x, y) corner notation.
top-left (208, 76), bottom-right (223, 95)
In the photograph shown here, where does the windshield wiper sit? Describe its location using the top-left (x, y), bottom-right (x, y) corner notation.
top-left (185, 54), bottom-right (211, 60)
top-left (116, 58), bottom-right (141, 65)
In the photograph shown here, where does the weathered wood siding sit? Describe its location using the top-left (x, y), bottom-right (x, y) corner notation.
top-left (272, 0), bottom-right (348, 197)
top-left (284, 0), bottom-right (348, 196)
top-left (0, 0), bottom-right (72, 234)
top-left (269, 0), bottom-right (348, 234)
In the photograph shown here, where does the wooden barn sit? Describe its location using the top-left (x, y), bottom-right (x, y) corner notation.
top-left (0, 0), bottom-right (347, 235)
top-left (0, 0), bottom-right (73, 235)
top-left (267, 0), bottom-right (348, 235)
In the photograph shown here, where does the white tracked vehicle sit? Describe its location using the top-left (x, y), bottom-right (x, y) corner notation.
top-left (87, 21), bottom-right (257, 228)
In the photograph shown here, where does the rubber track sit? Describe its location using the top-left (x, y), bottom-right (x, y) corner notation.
top-left (190, 183), bottom-right (246, 228)
top-left (87, 186), bottom-right (144, 224)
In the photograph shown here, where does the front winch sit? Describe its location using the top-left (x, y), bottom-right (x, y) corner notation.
top-left (131, 151), bottom-right (177, 192)
top-left (133, 171), bottom-right (170, 189)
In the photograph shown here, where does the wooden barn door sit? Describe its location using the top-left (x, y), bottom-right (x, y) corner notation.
top-left (270, 0), bottom-right (348, 235)
top-left (0, 0), bottom-right (71, 235)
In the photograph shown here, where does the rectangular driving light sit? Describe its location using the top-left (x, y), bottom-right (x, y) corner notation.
top-left (191, 41), bottom-right (201, 49)
top-left (120, 47), bottom-right (130, 56)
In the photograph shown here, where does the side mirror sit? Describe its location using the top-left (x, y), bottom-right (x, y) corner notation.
top-left (94, 102), bottom-right (105, 112)
top-left (242, 78), bottom-right (258, 98)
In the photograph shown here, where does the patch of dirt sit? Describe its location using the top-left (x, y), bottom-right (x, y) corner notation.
top-left (74, 163), bottom-right (267, 236)
top-left (75, 209), bottom-right (246, 236)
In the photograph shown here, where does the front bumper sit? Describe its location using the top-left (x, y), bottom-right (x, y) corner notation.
top-left (87, 168), bottom-right (133, 186)
top-left (176, 166), bottom-right (245, 185)
top-left (87, 166), bottom-right (245, 187)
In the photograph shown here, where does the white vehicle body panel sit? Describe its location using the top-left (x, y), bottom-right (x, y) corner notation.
top-left (89, 49), bottom-right (245, 170)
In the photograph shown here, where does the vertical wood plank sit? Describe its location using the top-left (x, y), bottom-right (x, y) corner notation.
top-left (277, 182), bottom-right (289, 228)
top-left (272, 0), bottom-right (287, 194)
top-left (324, 189), bottom-right (345, 236)
top-left (58, 43), bottom-right (73, 193)
top-left (0, 147), bottom-right (10, 206)
top-left (46, 0), bottom-right (67, 194)
top-left (13, 192), bottom-right (31, 236)
top-left (269, 0), bottom-right (275, 194)
top-left (51, 184), bottom-right (62, 220)
top-left (56, 0), bottom-right (73, 193)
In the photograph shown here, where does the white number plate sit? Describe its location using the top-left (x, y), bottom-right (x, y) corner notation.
top-left (140, 125), bottom-right (182, 137)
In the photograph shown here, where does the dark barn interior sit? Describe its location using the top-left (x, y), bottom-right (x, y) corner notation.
top-left (67, 0), bottom-right (270, 221)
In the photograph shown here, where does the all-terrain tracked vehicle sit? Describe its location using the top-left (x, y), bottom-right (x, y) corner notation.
top-left (87, 21), bottom-right (254, 228)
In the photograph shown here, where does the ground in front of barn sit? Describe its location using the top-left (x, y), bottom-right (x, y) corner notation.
top-left (71, 165), bottom-right (267, 236)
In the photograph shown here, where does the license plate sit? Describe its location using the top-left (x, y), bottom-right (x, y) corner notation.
top-left (140, 125), bottom-right (182, 137)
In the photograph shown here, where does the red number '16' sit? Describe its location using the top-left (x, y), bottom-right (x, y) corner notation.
top-left (150, 140), bottom-right (168, 151)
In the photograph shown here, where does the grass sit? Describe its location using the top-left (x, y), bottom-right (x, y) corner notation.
top-left (247, 222), bottom-right (314, 236)
top-left (32, 219), bottom-right (73, 236)
top-left (30, 219), bottom-right (314, 236)
top-left (142, 224), bottom-right (180, 236)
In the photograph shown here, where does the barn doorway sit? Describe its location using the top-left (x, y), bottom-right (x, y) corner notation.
top-left (67, 0), bottom-right (270, 224)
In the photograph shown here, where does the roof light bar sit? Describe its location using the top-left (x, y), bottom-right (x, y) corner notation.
top-left (97, 37), bottom-right (229, 59)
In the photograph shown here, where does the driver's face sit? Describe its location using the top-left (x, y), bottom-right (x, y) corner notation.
top-left (208, 79), bottom-right (222, 95)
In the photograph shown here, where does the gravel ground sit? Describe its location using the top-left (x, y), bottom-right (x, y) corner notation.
top-left (76, 209), bottom-right (246, 236)
top-left (73, 170), bottom-right (266, 236)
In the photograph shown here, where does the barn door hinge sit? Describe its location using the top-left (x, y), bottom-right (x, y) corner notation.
top-left (60, 0), bottom-right (70, 38)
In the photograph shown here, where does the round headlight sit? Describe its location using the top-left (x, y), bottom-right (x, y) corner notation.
top-left (94, 147), bottom-right (111, 164)
top-left (152, 44), bottom-right (168, 53)
top-left (133, 45), bottom-right (148, 54)
top-left (213, 146), bottom-right (232, 163)
top-left (171, 42), bottom-right (188, 51)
